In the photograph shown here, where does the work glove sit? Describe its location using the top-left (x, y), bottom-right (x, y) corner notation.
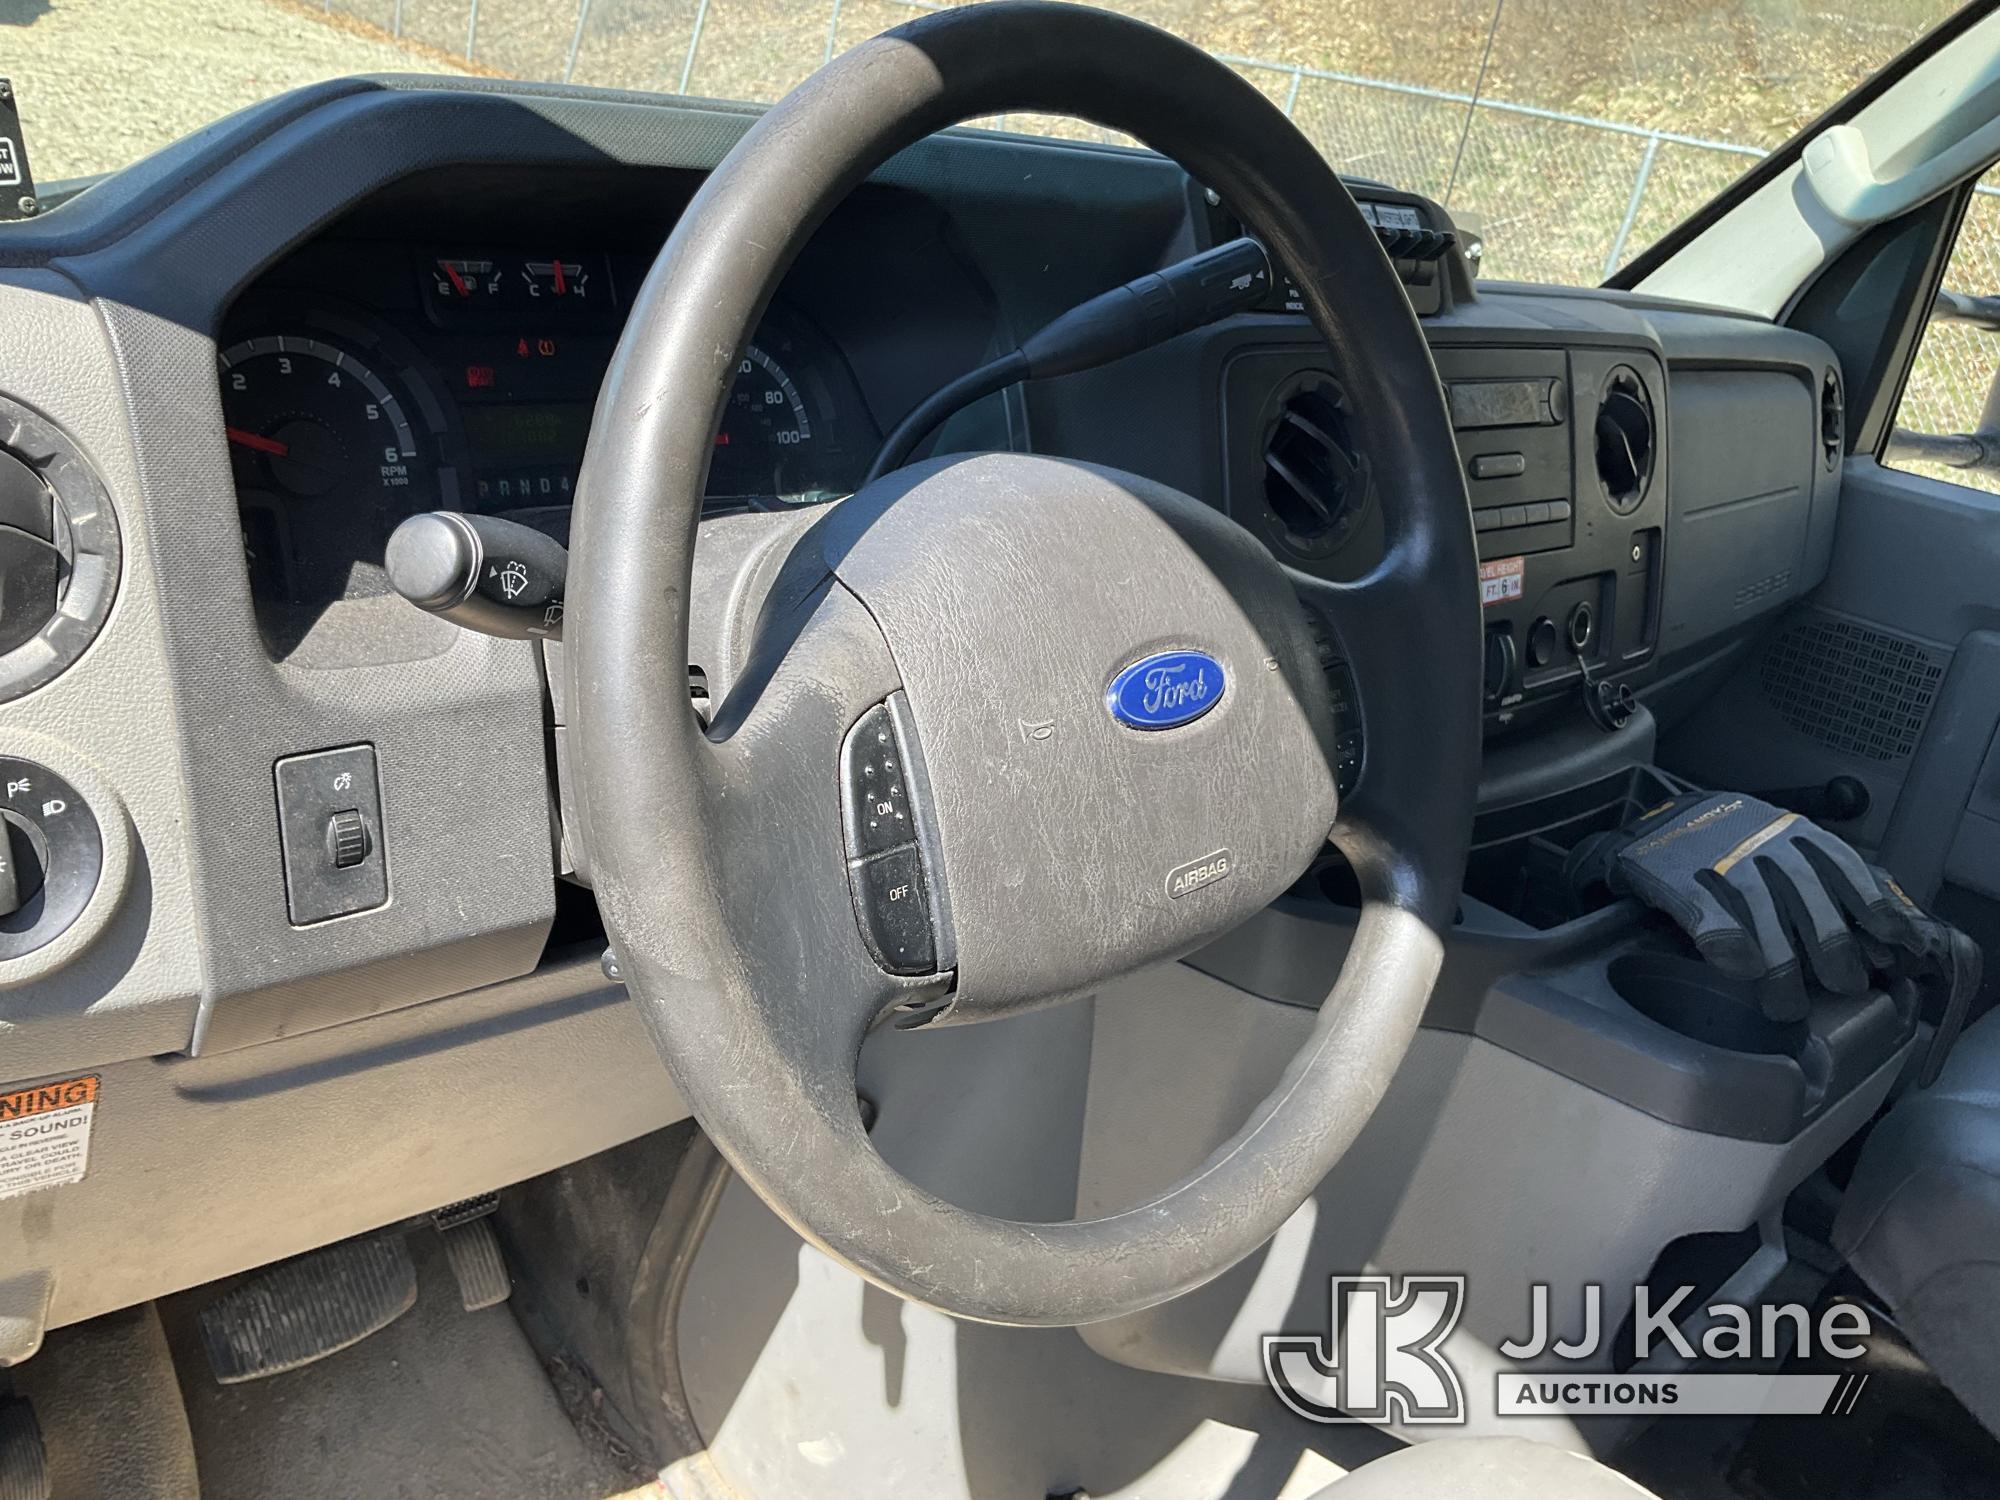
top-left (1567, 792), bottom-right (1949, 1022)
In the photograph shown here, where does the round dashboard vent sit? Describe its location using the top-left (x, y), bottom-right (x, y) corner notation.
top-left (0, 395), bottom-right (120, 704)
top-left (1594, 366), bottom-right (1655, 515)
top-left (1821, 366), bottom-right (1844, 470)
top-left (1261, 375), bottom-right (1368, 559)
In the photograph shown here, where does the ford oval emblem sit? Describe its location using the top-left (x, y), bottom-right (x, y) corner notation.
top-left (1107, 650), bottom-right (1226, 730)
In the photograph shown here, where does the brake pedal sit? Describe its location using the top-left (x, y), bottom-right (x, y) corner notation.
top-left (0, 1397), bottom-right (49, 1500)
top-left (435, 1214), bottom-right (510, 1311)
top-left (198, 1236), bottom-right (417, 1385)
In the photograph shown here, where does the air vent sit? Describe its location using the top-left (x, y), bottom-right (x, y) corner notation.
top-left (1594, 366), bottom-right (1655, 515)
top-left (1261, 375), bottom-right (1368, 559)
top-left (1821, 367), bottom-right (1844, 470)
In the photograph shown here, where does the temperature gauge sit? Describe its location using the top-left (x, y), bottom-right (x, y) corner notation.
top-left (521, 258), bottom-right (590, 301)
top-left (422, 251), bottom-right (618, 328)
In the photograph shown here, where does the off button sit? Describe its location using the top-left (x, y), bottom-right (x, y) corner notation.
top-left (849, 846), bottom-right (934, 975)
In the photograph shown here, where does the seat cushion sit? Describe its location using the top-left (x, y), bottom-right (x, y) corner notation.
top-left (1834, 1006), bottom-right (2000, 1437)
top-left (1310, 1436), bottom-right (1660, 1498)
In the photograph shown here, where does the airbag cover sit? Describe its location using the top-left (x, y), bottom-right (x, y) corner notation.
top-left (818, 453), bottom-right (1337, 1015)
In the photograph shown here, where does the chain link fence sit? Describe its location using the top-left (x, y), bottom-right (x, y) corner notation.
top-left (1891, 186), bottom-right (2000, 494)
top-left (315, 0), bottom-right (2000, 480)
top-left (324, 0), bottom-right (1768, 283)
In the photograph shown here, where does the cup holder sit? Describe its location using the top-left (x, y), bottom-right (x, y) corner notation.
top-left (1609, 951), bottom-right (1807, 1057)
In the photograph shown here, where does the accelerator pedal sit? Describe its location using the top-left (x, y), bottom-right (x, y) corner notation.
top-left (0, 1399), bottom-right (48, 1500)
top-left (198, 1235), bottom-right (417, 1385)
top-left (432, 1196), bottom-right (510, 1312)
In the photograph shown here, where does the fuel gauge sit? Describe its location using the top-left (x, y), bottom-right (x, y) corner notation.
top-left (420, 250), bottom-right (618, 329)
top-left (431, 257), bottom-right (502, 303)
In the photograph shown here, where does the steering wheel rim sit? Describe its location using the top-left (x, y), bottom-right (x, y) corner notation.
top-left (568, 0), bottom-right (1481, 1326)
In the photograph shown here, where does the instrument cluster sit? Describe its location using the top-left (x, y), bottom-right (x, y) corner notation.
top-left (219, 241), bottom-right (876, 653)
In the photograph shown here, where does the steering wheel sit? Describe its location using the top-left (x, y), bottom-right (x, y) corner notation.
top-left (568, 0), bottom-right (1480, 1326)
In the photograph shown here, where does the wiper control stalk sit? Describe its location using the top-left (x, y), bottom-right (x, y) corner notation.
top-left (385, 511), bottom-right (568, 640)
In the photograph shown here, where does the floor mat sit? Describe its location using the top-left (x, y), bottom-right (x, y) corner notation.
top-left (9, 1302), bottom-right (199, 1500)
top-left (158, 1227), bottom-right (647, 1500)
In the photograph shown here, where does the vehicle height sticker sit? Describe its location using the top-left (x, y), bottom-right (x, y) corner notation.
top-left (0, 1075), bottom-right (98, 1201)
top-left (1479, 555), bottom-right (1525, 607)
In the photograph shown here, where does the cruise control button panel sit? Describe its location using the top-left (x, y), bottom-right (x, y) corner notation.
top-left (838, 698), bottom-right (946, 976)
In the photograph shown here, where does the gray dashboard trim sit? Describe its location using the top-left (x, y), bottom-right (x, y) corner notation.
top-left (0, 271), bottom-right (206, 1081)
top-left (0, 77), bottom-right (1204, 1078)
top-left (0, 950), bottom-right (685, 1356)
top-left (0, 77), bottom-right (1214, 1072)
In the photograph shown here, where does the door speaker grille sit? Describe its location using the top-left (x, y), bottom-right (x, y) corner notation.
top-left (1760, 617), bottom-right (1943, 761)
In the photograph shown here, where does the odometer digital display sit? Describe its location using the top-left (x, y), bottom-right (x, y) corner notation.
top-left (462, 402), bottom-right (594, 509)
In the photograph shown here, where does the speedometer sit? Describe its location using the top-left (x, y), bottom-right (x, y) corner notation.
top-left (708, 345), bottom-right (822, 499)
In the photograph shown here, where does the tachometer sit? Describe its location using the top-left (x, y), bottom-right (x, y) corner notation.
top-left (219, 336), bottom-right (420, 498)
top-left (709, 345), bottom-right (821, 499)
top-left (219, 332), bottom-right (441, 652)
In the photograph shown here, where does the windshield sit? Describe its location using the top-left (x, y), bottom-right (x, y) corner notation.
top-left (1, 0), bottom-right (1961, 283)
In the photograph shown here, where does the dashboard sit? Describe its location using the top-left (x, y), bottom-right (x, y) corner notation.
top-left (0, 75), bottom-right (1847, 1349)
top-left (206, 146), bottom-right (1845, 790)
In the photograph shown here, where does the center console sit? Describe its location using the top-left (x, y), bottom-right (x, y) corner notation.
top-left (1069, 227), bottom-right (1885, 1437)
top-left (1436, 343), bottom-right (1665, 721)
top-left (1196, 186), bottom-right (1670, 750)
top-left (1072, 714), bottom-right (1918, 1451)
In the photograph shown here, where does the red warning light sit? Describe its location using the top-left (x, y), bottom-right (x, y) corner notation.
top-left (464, 364), bottom-right (496, 389)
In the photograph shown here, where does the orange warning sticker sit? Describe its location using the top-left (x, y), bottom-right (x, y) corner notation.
top-left (0, 1075), bottom-right (98, 1120)
top-left (0, 1074), bottom-right (98, 1201)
